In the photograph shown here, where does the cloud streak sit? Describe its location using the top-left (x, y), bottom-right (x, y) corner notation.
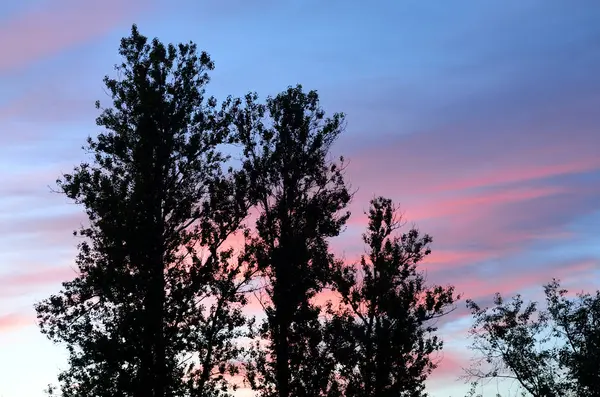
top-left (0, 312), bottom-right (32, 331)
top-left (0, 0), bottom-right (148, 72)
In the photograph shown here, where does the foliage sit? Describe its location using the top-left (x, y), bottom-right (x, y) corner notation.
top-left (233, 85), bottom-right (352, 397)
top-left (544, 280), bottom-right (600, 396)
top-left (465, 279), bottom-right (600, 397)
top-left (329, 197), bottom-right (459, 397)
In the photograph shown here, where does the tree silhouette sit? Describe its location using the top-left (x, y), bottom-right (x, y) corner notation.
top-left (232, 86), bottom-right (352, 397)
top-left (464, 279), bottom-right (600, 397)
top-left (465, 293), bottom-right (561, 397)
top-left (35, 26), bottom-right (253, 397)
top-left (328, 197), bottom-right (459, 397)
top-left (544, 280), bottom-right (600, 396)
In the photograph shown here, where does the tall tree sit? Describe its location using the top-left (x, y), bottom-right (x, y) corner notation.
top-left (328, 197), bottom-right (459, 397)
top-left (464, 279), bottom-right (600, 397)
top-left (35, 26), bottom-right (252, 397)
top-left (233, 86), bottom-right (352, 397)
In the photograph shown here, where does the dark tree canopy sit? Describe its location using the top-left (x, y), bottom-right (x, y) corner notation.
top-left (233, 86), bottom-right (352, 397)
top-left (35, 25), bottom-right (252, 397)
top-left (328, 197), bottom-right (459, 397)
top-left (30, 24), bottom-right (473, 397)
top-left (464, 280), bottom-right (600, 397)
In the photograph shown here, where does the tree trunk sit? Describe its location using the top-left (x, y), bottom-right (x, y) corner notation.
top-left (274, 299), bottom-right (291, 397)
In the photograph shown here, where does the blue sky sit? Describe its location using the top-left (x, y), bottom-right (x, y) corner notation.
top-left (1, 1), bottom-right (599, 396)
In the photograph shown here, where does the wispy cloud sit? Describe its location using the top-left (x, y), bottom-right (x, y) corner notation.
top-left (0, 265), bottom-right (77, 298)
top-left (0, 312), bottom-right (32, 331)
top-left (0, 0), bottom-right (148, 72)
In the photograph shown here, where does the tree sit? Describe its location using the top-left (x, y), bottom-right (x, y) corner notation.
top-left (232, 86), bottom-right (352, 397)
top-left (35, 25), bottom-right (253, 397)
top-left (328, 197), bottom-right (459, 397)
top-left (544, 280), bottom-right (600, 396)
top-left (464, 279), bottom-right (600, 397)
top-left (465, 292), bottom-right (562, 397)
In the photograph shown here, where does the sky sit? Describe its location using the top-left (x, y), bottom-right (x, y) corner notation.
top-left (0, 0), bottom-right (599, 396)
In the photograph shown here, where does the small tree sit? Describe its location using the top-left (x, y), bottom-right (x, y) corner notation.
top-left (329, 197), bottom-right (459, 397)
top-left (465, 293), bottom-right (562, 397)
top-left (464, 279), bottom-right (600, 397)
top-left (35, 26), bottom-right (252, 397)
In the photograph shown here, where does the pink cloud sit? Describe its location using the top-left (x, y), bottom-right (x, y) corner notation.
top-left (0, 210), bottom-right (87, 253)
top-left (336, 181), bottom-right (579, 278)
top-left (346, 113), bottom-right (600, 203)
top-left (430, 348), bottom-right (470, 382)
top-left (347, 185), bottom-right (565, 227)
top-left (1, 265), bottom-right (77, 287)
top-left (434, 185), bottom-right (599, 255)
top-left (0, 0), bottom-right (148, 72)
top-left (429, 158), bottom-right (600, 194)
top-left (411, 186), bottom-right (565, 221)
top-left (0, 265), bottom-right (78, 297)
top-left (422, 249), bottom-right (500, 267)
top-left (453, 258), bottom-right (598, 302)
top-left (0, 312), bottom-right (32, 331)
top-left (0, 167), bottom-right (67, 196)
top-left (339, 133), bottom-right (600, 278)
